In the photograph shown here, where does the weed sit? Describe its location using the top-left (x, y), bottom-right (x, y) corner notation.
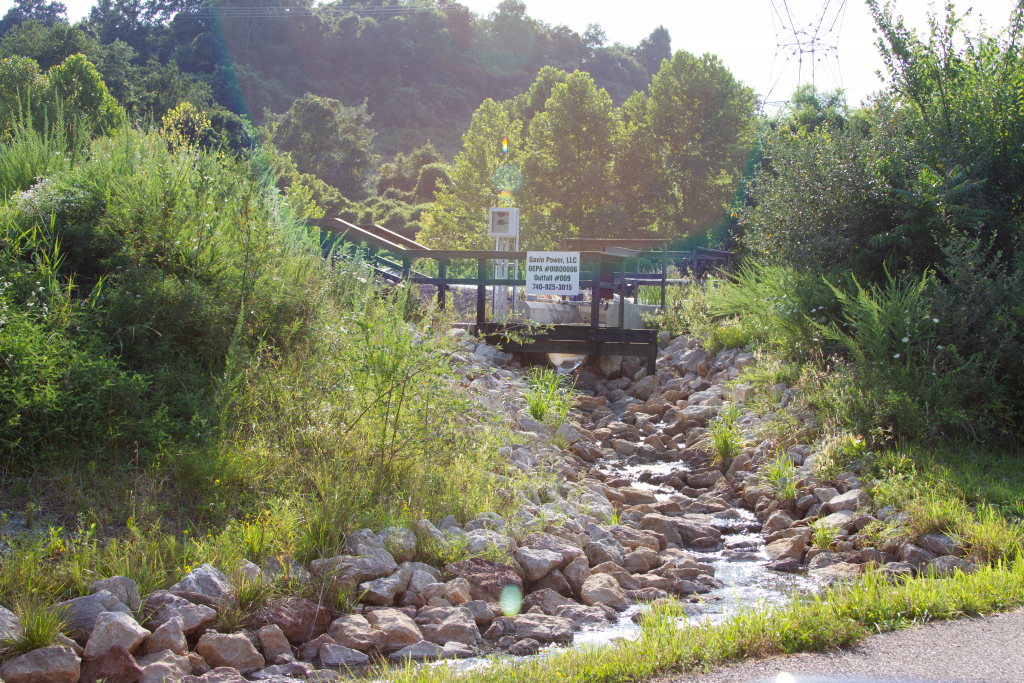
top-left (415, 533), bottom-right (468, 568)
top-left (524, 367), bottom-right (574, 426)
top-left (0, 600), bottom-right (66, 662)
top-left (709, 407), bottom-right (745, 463)
top-left (763, 448), bottom-right (797, 500)
top-left (811, 519), bottom-right (840, 549)
top-left (814, 433), bottom-right (869, 481)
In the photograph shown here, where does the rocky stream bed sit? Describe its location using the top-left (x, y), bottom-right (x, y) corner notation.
top-left (0, 331), bottom-right (978, 683)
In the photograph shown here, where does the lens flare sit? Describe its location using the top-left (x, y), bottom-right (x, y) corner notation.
top-left (499, 584), bottom-right (523, 616)
top-left (493, 163), bottom-right (523, 192)
top-left (502, 137), bottom-right (508, 154)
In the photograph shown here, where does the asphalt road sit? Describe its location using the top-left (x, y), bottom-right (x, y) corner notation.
top-left (666, 609), bottom-right (1024, 683)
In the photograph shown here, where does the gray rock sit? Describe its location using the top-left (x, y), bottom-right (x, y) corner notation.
top-left (143, 616), bottom-right (188, 656)
top-left (309, 550), bottom-right (397, 593)
top-left (0, 645), bottom-right (81, 683)
top-left (0, 603), bottom-right (21, 641)
top-left (412, 519), bottom-right (447, 546)
top-left (379, 527), bottom-right (418, 563)
top-left (462, 600), bottom-right (495, 628)
top-left (256, 623), bottom-right (292, 662)
top-left (927, 555), bottom-right (975, 578)
top-left (521, 588), bottom-right (574, 615)
top-left (420, 607), bottom-right (481, 646)
top-left (359, 562), bottom-right (412, 606)
top-left (562, 555), bottom-right (591, 597)
top-left (364, 608), bottom-right (422, 653)
top-left (806, 551), bottom-right (844, 569)
top-left (580, 573), bottom-right (628, 611)
top-left (143, 591), bottom-right (218, 635)
top-left (52, 590), bottom-right (126, 641)
top-left (250, 662), bottom-right (314, 680)
top-left (441, 641), bottom-right (477, 659)
top-left (90, 576), bottom-right (141, 611)
top-left (327, 613), bottom-right (385, 652)
top-left (320, 643), bottom-right (369, 667)
top-left (877, 561), bottom-right (915, 582)
top-left (762, 510), bottom-right (794, 534)
top-left (514, 548), bottom-right (562, 582)
top-left (552, 604), bottom-right (610, 629)
top-left (919, 532), bottom-right (964, 557)
top-left (507, 637), bottom-right (541, 656)
top-left (465, 529), bottom-right (515, 556)
top-left (135, 650), bottom-right (192, 683)
top-left (169, 564), bottom-right (237, 610)
top-left (584, 538), bottom-right (625, 567)
top-left (388, 640), bottom-right (445, 662)
top-left (513, 614), bottom-right (574, 644)
top-left (898, 543), bottom-right (938, 568)
top-left (82, 610), bottom-right (149, 658)
top-left (196, 632), bottom-right (265, 674)
top-left (826, 489), bottom-right (870, 513)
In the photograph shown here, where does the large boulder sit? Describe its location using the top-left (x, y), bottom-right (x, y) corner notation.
top-left (580, 573), bottom-right (629, 611)
top-left (584, 538), bottom-right (625, 567)
top-left (388, 640), bottom-right (445, 663)
top-left (608, 526), bottom-right (661, 552)
top-left (464, 529), bottom-right (515, 556)
top-left (364, 608), bottom-right (422, 653)
top-left (420, 608), bottom-right (481, 647)
top-left (919, 532), bottom-right (964, 557)
top-left (359, 562), bottom-right (412, 606)
top-left (676, 519), bottom-right (722, 546)
top-left (328, 614), bottom-right (385, 652)
top-left (640, 514), bottom-right (683, 547)
top-left (256, 623), bottom-right (292, 662)
top-left (379, 527), bottom-right (418, 563)
top-left (0, 604), bottom-right (21, 641)
top-left (764, 536), bottom-right (805, 563)
top-left (195, 633), bottom-right (265, 674)
top-left (78, 644), bottom-right (142, 683)
top-left (320, 643), bottom-right (370, 667)
top-left (927, 556), bottom-right (975, 578)
top-left (83, 611), bottom-right (150, 658)
top-left (562, 556), bottom-right (591, 597)
top-left (134, 651), bottom-right (192, 683)
top-left (521, 533), bottom-right (585, 568)
top-left (513, 614), bottom-right (574, 644)
top-left (445, 558), bottom-right (523, 603)
top-left (257, 597), bottom-right (332, 645)
top-left (825, 489), bottom-right (870, 513)
top-left (531, 569), bottom-right (573, 598)
top-left (514, 548), bottom-right (562, 582)
top-left (552, 604), bottom-right (610, 630)
top-left (52, 590), bottom-right (127, 641)
top-left (897, 543), bottom-right (938, 568)
top-left (0, 645), bottom-right (81, 683)
top-left (142, 591), bottom-right (216, 635)
top-left (632, 375), bottom-right (661, 401)
top-left (521, 588), bottom-right (574, 615)
top-left (143, 617), bottom-right (186, 656)
top-left (168, 564), bottom-right (237, 610)
top-left (90, 577), bottom-right (142, 612)
top-left (309, 550), bottom-right (398, 593)
top-left (594, 355), bottom-right (623, 379)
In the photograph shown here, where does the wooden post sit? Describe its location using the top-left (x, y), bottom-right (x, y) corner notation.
top-left (647, 340), bottom-right (657, 376)
top-left (617, 258), bottom-right (626, 329)
top-left (476, 258), bottom-right (486, 325)
top-left (402, 256), bottom-right (412, 281)
top-left (590, 254), bottom-right (601, 330)
top-left (437, 259), bottom-right (447, 310)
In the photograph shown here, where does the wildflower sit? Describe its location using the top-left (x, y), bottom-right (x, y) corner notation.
top-left (902, 336), bottom-right (909, 343)
top-left (933, 318), bottom-right (939, 323)
top-left (893, 353), bottom-right (900, 359)
top-left (937, 345), bottom-right (943, 350)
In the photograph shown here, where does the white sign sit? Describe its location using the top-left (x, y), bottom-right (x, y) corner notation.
top-left (526, 251), bottom-right (581, 296)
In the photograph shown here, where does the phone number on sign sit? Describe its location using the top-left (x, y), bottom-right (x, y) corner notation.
top-left (529, 284), bottom-right (577, 292)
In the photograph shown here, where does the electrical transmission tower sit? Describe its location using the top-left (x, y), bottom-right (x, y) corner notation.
top-left (764, 0), bottom-right (848, 107)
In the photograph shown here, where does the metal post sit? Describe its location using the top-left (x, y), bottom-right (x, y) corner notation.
top-left (590, 254), bottom-right (601, 330)
top-left (661, 243), bottom-right (668, 311)
top-left (402, 256), bottom-right (411, 281)
top-left (617, 258), bottom-right (626, 329)
top-left (437, 259), bottom-right (447, 310)
top-left (476, 258), bottom-right (486, 326)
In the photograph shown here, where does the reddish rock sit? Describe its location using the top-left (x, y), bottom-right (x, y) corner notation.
top-left (258, 597), bottom-right (331, 645)
top-left (79, 645), bottom-right (142, 683)
top-left (445, 558), bottom-right (523, 603)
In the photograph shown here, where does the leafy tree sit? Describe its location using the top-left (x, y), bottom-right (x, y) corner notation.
top-left (271, 93), bottom-right (377, 200)
top-left (633, 25), bottom-right (671, 74)
top-left (0, 55), bottom-right (47, 131)
top-left (646, 51), bottom-right (757, 236)
top-left (422, 99), bottom-right (524, 249)
top-left (775, 84), bottom-right (849, 134)
top-left (523, 70), bottom-right (622, 243)
top-left (0, 0), bottom-right (67, 37)
top-left (46, 53), bottom-right (126, 134)
top-left (0, 19), bottom-right (93, 70)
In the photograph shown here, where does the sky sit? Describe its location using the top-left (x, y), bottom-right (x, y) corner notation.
top-left (14, 0), bottom-right (1022, 107)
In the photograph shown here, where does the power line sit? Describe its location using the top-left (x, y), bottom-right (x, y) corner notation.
top-left (765, 0), bottom-right (847, 103)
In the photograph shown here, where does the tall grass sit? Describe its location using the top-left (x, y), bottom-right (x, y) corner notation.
top-left (524, 367), bottom-right (574, 426)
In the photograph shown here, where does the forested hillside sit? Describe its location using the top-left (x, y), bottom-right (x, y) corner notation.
top-left (1, 0), bottom-right (671, 158)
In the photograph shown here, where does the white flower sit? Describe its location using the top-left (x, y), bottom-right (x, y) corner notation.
top-left (933, 318), bottom-right (939, 323)
top-left (902, 336), bottom-right (909, 343)
top-left (937, 345), bottom-right (944, 350)
top-left (893, 353), bottom-right (900, 359)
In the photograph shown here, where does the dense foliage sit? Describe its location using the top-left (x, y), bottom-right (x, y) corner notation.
top-left (423, 56), bottom-right (757, 249)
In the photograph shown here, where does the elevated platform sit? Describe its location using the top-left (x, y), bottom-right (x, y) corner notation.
top-left (471, 323), bottom-right (658, 374)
